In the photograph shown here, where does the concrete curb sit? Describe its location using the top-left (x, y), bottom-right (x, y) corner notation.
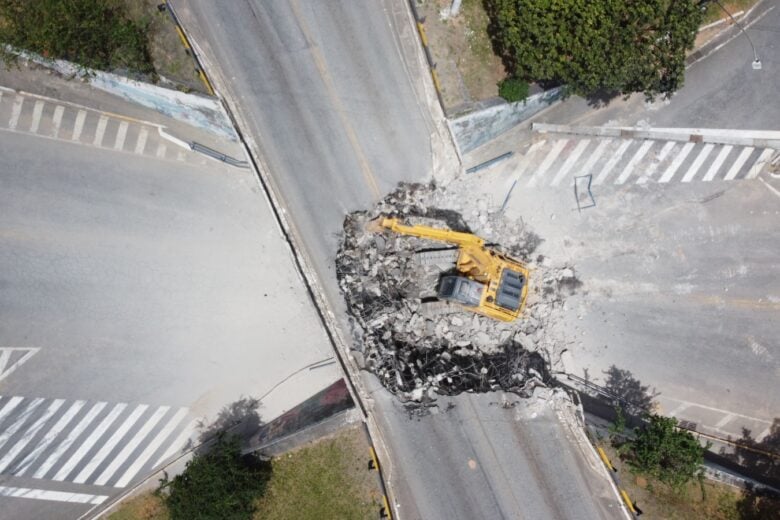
top-left (6, 47), bottom-right (237, 141)
top-left (533, 123), bottom-right (780, 149)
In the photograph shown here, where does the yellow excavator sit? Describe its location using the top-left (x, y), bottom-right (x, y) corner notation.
top-left (370, 217), bottom-right (530, 322)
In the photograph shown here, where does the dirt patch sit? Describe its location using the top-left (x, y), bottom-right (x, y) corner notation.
top-left (416, 0), bottom-right (506, 114)
top-left (122, 1), bottom-right (207, 94)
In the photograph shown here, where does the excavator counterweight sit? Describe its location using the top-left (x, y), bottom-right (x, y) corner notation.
top-left (370, 217), bottom-right (530, 322)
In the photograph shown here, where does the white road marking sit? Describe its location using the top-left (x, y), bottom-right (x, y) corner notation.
top-left (577, 139), bottom-right (612, 178)
top-left (662, 397), bottom-right (771, 424)
top-left (756, 426), bottom-right (771, 442)
top-left (94, 406), bottom-right (169, 486)
top-left (745, 149), bottom-right (775, 179)
top-left (681, 143), bottom-right (714, 182)
top-left (113, 121), bottom-right (129, 151)
top-left (509, 140), bottom-right (546, 183)
top-left (702, 145), bottom-right (733, 181)
top-left (156, 143), bottom-right (167, 158)
top-left (527, 139), bottom-right (567, 187)
top-left (0, 396), bottom-right (24, 425)
top-left (71, 110), bottom-right (87, 141)
top-left (658, 142), bottom-right (695, 183)
top-left (33, 402), bottom-right (106, 479)
top-left (134, 127), bottom-right (148, 154)
top-left (93, 115), bottom-right (108, 147)
top-left (714, 414), bottom-right (735, 429)
top-left (73, 404), bottom-right (148, 484)
top-left (8, 96), bottom-right (24, 130)
top-left (51, 106), bottom-right (64, 138)
top-left (615, 140), bottom-right (653, 184)
top-left (593, 140), bottom-right (632, 185)
top-left (176, 150), bottom-right (186, 162)
top-left (52, 403), bottom-right (125, 481)
top-left (115, 408), bottom-right (188, 488)
top-left (153, 419), bottom-right (198, 469)
top-left (550, 139), bottom-right (590, 186)
top-left (0, 398), bottom-right (44, 451)
top-left (0, 399), bottom-right (64, 473)
top-left (29, 101), bottom-right (44, 133)
top-left (0, 347), bottom-right (40, 382)
top-left (667, 402), bottom-right (689, 417)
top-left (637, 141), bottom-right (676, 184)
top-left (724, 147), bottom-right (754, 180)
top-left (0, 486), bottom-right (107, 505)
top-left (759, 177), bottom-right (780, 200)
top-left (13, 401), bottom-right (85, 476)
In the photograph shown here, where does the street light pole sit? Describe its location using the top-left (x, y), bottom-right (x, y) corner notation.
top-left (709, 0), bottom-right (761, 69)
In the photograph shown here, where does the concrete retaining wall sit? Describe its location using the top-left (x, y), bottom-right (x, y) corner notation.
top-left (448, 87), bottom-right (563, 154)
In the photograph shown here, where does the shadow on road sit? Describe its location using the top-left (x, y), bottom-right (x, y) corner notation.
top-left (196, 397), bottom-right (264, 452)
top-left (602, 365), bottom-right (659, 415)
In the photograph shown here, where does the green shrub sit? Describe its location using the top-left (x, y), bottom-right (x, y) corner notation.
top-left (158, 433), bottom-right (272, 520)
top-left (498, 76), bottom-right (529, 103)
top-left (0, 0), bottom-right (154, 74)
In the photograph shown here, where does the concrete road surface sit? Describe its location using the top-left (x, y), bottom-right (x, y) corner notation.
top-left (173, 1), bottom-right (626, 518)
top-left (0, 104), bottom-right (341, 518)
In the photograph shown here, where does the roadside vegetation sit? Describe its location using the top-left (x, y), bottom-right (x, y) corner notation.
top-left (0, 0), bottom-right (154, 74)
top-left (109, 426), bottom-right (380, 520)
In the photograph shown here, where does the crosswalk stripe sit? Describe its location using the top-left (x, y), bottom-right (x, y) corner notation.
top-left (33, 402), bottom-right (106, 479)
top-left (578, 138), bottom-right (612, 178)
top-left (528, 139), bottom-right (568, 187)
top-left (681, 143), bottom-right (714, 182)
top-left (702, 145), bottom-right (733, 181)
top-left (115, 408), bottom-right (188, 488)
top-left (0, 485), bottom-right (107, 505)
top-left (114, 121), bottom-right (129, 151)
top-left (745, 149), bottom-right (774, 179)
top-left (73, 404), bottom-right (148, 484)
top-left (29, 101), bottom-right (44, 133)
top-left (615, 140), bottom-right (653, 185)
top-left (71, 110), bottom-right (87, 141)
top-left (636, 141), bottom-right (676, 184)
top-left (52, 403), bottom-right (126, 481)
top-left (51, 106), bottom-right (64, 138)
top-left (550, 139), bottom-right (590, 186)
top-left (0, 399), bottom-right (64, 473)
top-left (510, 140), bottom-right (546, 182)
top-left (153, 418), bottom-right (198, 469)
top-left (156, 143), bottom-right (167, 159)
top-left (0, 398), bottom-right (44, 452)
top-left (8, 96), bottom-right (24, 130)
top-left (658, 142), bottom-right (695, 183)
top-left (593, 140), bottom-right (631, 185)
top-left (134, 127), bottom-right (148, 155)
top-left (724, 147), bottom-right (754, 180)
top-left (93, 115), bottom-right (108, 147)
top-left (0, 397), bottom-right (24, 425)
top-left (13, 401), bottom-right (85, 476)
top-left (94, 406), bottom-right (169, 486)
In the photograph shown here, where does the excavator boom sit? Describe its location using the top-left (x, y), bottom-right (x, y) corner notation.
top-left (372, 217), bottom-right (530, 321)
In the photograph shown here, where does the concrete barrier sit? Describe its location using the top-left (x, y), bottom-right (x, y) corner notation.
top-left (449, 87), bottom-right (564, 154)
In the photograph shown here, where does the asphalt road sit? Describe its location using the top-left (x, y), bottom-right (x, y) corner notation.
top-left (0, 121), bottom-right (340, 518)
top-left (173, 1), bottom-right (624, 518)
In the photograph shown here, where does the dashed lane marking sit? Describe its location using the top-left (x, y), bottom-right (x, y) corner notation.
top-left (134, 127), bottom-right (148, 155)
top-left (71, 110), bottom-right (86, 142)
top-left (659, 142), bottom-right (694, 183)
top-left (0, 486), bottom-right (107, 505)
top-left (156, 143), bottom-right (167, 159)
top-left (92, 115), bottom-right (108, 147)
top-left (8, 95), bottom-right (23, 130)
top-left (113, 121), bottom-right (128, 151)
top-left (29, 101), bottom-right (44, 133)
top-left (681, 143), bottom-right (714, 183)
top-left (702, 144), bottom-right (733, 181)
top-left (593, 139), bottom-right (631, 185)
top-left (724, 146), bottom-right (754, 180)
top-left (51, 106), bottom-right (64, 138)
top-left (616, 140), bottom-right (653, 185)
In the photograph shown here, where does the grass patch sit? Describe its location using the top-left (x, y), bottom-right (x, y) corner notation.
top-left (109, 426), bottom-right (380, 520)
top-left (0, 0), bottom-right (154, 74)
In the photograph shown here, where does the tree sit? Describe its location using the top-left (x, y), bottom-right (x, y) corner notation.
top-left (626, 415), bottom-right (706, 490)
top-left (158, 433), bottom-right (272, 520)
top-left (484, 0), bottom-right (705, 99)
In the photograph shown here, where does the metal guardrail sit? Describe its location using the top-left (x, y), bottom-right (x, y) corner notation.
top-left (190, 141), bottom-right (249, 168)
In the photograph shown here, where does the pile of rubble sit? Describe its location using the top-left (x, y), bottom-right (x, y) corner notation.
top-left (336, 183), bottom-right (580, 404)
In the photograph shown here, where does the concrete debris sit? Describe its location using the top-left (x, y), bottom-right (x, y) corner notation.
top-left (336, 183), bottom-right (581, 406)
